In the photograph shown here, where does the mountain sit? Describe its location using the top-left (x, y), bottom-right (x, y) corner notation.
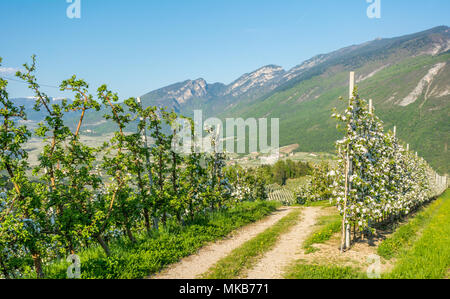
top-left (11, 97), bottom-right (74, 124)
top-left (220, 26), bottom-right (450, 173)
top-left (139, 26), bottom-right (450, 173)
top-left (140, 65), bottom-right (286, 117)
top-left (13, 26), bottom-right (450, 173)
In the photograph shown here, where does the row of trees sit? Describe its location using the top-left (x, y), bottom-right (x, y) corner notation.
top-left (0, 56), bottom-right (266, 278)
top-left (332, 89), bottom-right (438, 249)
top-left (257, 160), bottom-right (312, 186)
top-left (295, 162), bottom-right (334, 204)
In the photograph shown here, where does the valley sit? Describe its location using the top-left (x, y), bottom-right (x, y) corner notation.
top-left (28, 26), bottom-right (447, 173)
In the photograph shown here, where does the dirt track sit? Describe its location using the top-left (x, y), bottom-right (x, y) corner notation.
top-left (244, 207), bottom-right (321, 279)
top-left (151, 207), bottom-right (295, 279)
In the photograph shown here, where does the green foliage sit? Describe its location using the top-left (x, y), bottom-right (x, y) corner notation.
top-left (0, 56), bottom-right (270, 279)
top-left (385, 190), bottom-right (450, 279)
top-left (257, 160), bottom-right (312, 186)
top-left (332, 89), bottom-right (436, 234)
top-left (377, 198), bottom-right (443, 260)
top-left (0, 56), bottom-right (48, 278)
top-left (302, 214), bottom-right (342, 254)
top-left (225, 165), bottom-right (268, 203)
top-left (296, 162), bottom-right (333, 204)
top-left (42, 201), bottom-right (277, 279)
top-left (284, 263), bottom-right (364, 279)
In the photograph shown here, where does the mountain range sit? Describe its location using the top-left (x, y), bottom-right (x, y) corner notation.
top-left (12, 26), bottom-right (450, 173)
top-left (139, 26), bottom-right (450, 173)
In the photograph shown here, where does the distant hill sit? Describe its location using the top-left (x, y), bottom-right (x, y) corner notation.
top-left (11, 97), bottom-right (70, 121)
top-left (140, 64), bottom-right (286, 118)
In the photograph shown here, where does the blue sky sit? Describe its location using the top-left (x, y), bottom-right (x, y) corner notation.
top-left (0, 0), bottom-right (449, 99)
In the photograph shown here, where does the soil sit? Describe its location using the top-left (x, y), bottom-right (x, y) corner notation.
top-left (243, 206), bottom-right (322, 279)
top-left (151, 207), bottom-right (295, 279)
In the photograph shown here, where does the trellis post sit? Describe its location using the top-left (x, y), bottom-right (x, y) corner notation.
top-left (137, 97), bottom-right (153, 187)
top-left (137, 97), bottom-right (157, 229)
top-left (341, 71), bottom-right (355, 252)
top-left (349, 71), bottom-right (355, 99)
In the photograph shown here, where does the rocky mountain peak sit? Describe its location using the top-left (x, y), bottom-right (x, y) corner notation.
top-left (166, 78), bottom-right (208, 104)
top-left (283, 55), bottom-right (329, 81)
top-left (224, 65), bottom-right (285, 97)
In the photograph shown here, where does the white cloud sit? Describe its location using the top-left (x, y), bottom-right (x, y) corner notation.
top-left (0, 67), bottom-right (21, 76)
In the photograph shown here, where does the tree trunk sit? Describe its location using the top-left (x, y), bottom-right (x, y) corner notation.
top-left (190, 202), bottom-right (195, 221)
top-left (125, 225), bottom-right (136, 243)
top-left (136, 166), bottom-right (151, 235)
top-left (123, 213), bottom-right (136, 243)
top-left (96, 235), bottom-right (111, 256)
top-left (171, 152), bottom-right (177, 193)
top-left (31, 252), bottom-right (44, 279)
top-left (143, 207), bottom-right (151, 234)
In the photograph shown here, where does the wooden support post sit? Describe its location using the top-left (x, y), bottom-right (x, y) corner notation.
top-left (137, 97), bottom-right (158, 229)
top-left (369, 99), bottom-right (373, 114)
top-left (345, 156), bottom-right (352, 250)
top-left (407, 144), bottom-right (410, 151)
top-left (137, 97), bottom-right (153, 187)
top-left (341, 71), bottom-right (356, 253)
top-left (393, 126), bottom-right (397, 137)
top-left (349, 72), bottom-right (355, 99)
top-left (341, 152), bottom-right (350, 253)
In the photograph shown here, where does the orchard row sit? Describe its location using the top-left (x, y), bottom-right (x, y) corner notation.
top-left (0, 56), bottom-right (265, 278)
top-left (332, 90), bottom-right (445, 239)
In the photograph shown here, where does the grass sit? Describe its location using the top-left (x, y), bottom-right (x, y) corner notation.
top-left (41, 201), bottom-right (279, 279)
top-left (377, 196), bottom-right (444, 260)
top-left (285, 177), bottom-right (310, 191)
top-left (201, 208), bottom-right (302, 279)
top-left (285, 190), bottom-right (450, 280)
top-left (284, 263), bottom-right (364, 279)
top-left (302, 213), bottom-right (342, 254)
top-left (385, 190), bottom-right (450, 279)
top-left (303, 200), bottom-right (335, 208)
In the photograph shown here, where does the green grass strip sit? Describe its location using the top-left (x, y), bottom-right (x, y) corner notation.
top-left (302, 214), bottom-right (342, 254)
top-left (284, 263), bottom-right (364, 279)
top-left (41, 201), bottom-right (279, 279)
top-left (303, 200), bottom-right (335, 208)
top-left (385, 189), bottom-right (450, 279)
top-left (201, 208), bottom-right (303, 279)
top-left (377, 194), bottom-right (445, 260)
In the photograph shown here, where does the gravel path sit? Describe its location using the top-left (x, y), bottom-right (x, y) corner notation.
top-left (151, 207), bottom-right (295, 279)
top-left (244, 207), bottom-right (321, 279)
